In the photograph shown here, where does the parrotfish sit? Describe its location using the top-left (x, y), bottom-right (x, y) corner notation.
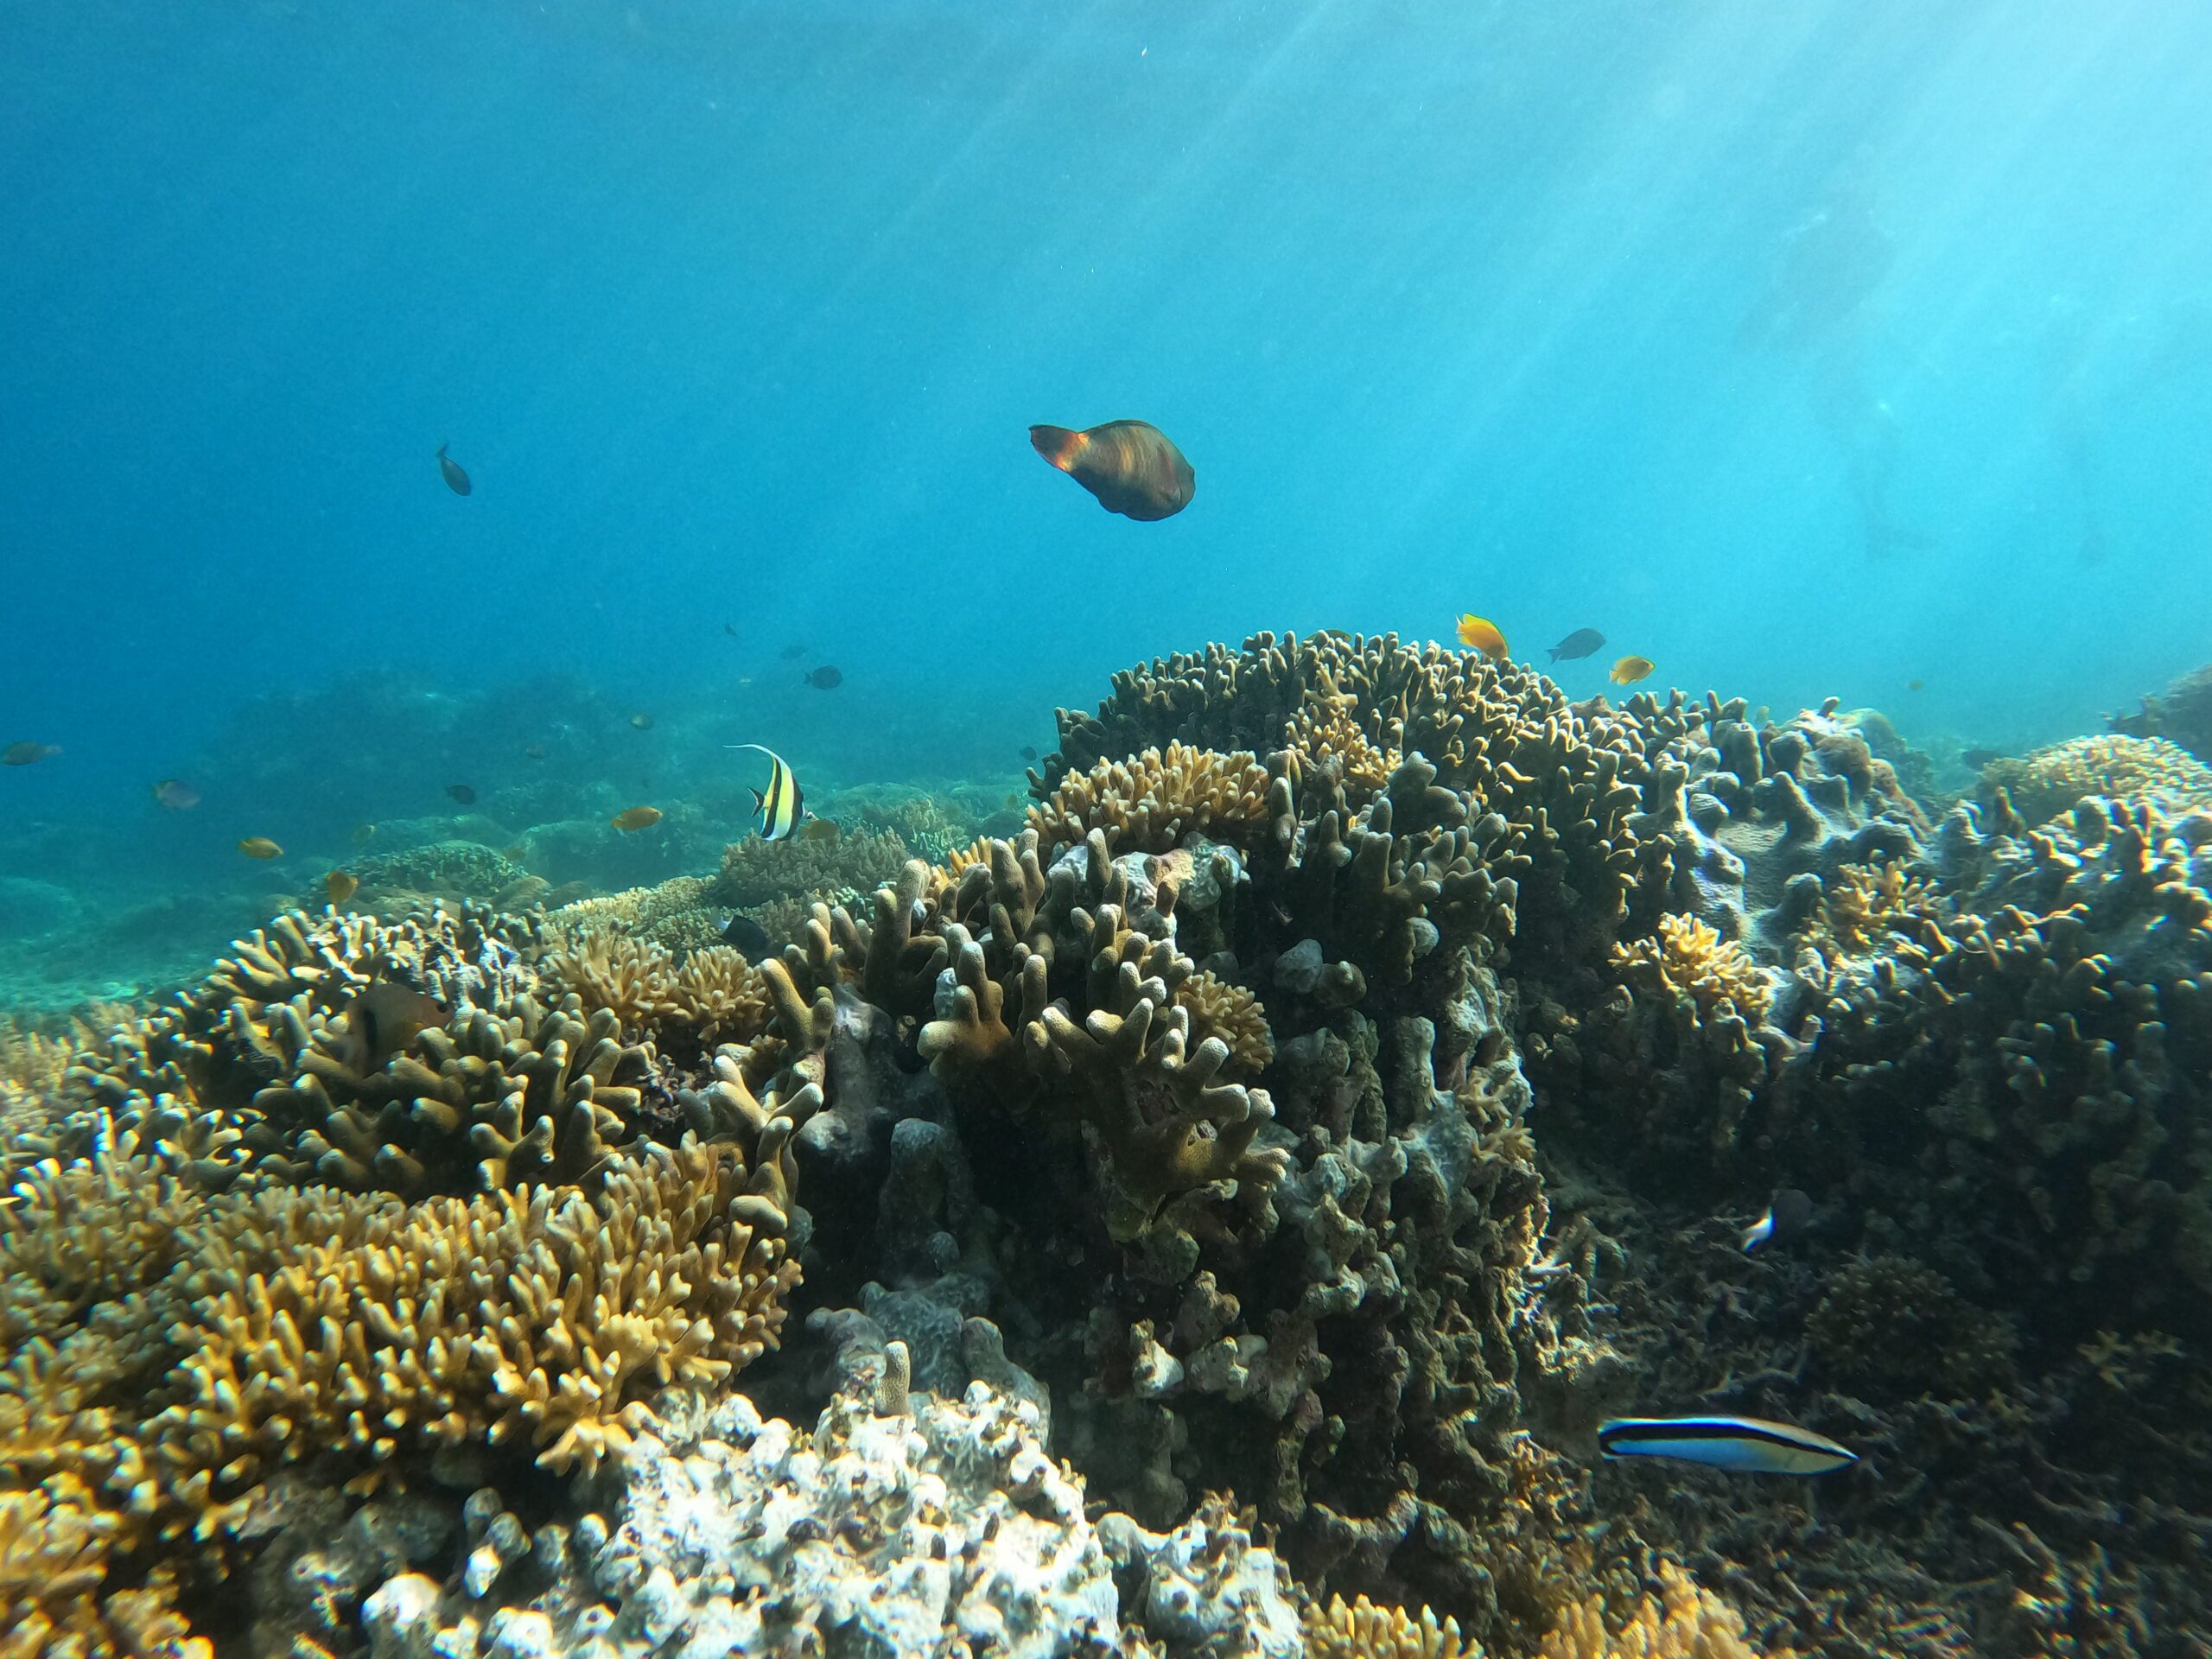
top-left (1030, 420), bottom-right (1195, 521)
top-left (1548, 628), bottom-right (1605, 662)
top-left (1598, 1415), bottom-right (1857, 1476)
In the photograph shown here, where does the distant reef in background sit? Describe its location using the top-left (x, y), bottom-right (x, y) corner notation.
top-left (4, 630), bottom-right (2209, 1659)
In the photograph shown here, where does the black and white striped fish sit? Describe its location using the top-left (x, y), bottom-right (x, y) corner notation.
top-left (730, 743), bottom-right (804, 842)
top-left (1598, 1415), bottom-right (1857, 1476)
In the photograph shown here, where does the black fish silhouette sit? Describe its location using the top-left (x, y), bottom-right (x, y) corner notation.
top-left (1030, 420), bottom-right (1194, 521)
top-left (1548, 628), bottom-right (1605, 662)
top-left (804, 665), bottom-right (842, 690)
top-left (436, 442), bottom-right (472, 496)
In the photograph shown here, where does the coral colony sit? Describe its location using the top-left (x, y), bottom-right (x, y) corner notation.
top-left (5, 630), bottom-right (2209, 1656)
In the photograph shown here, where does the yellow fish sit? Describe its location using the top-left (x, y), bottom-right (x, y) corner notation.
top-left (238, 836), bottom-right (283, 859)
top-left (1455, 613), bottom-right (1509, 658)
top-left (611, 806), bottom-right (663, 832)
top-left (797, 817), bottom-right (840, 844)
top-left (1609, 655), bottom-right (1655, 685)
top-left (327, 870), bottom-right (359, 905)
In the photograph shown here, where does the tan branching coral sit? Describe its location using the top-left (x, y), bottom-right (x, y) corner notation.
top-left (1027, 742), bottom-right (1273, 854)
top-left (669, 945), bottom-right (773, 1046)
top-left (1985, 734), bottom-right (2212, 825)
top-left (1803, 859), bottom-right (1948, 958)
top-left (1176, 970), bottom-right (1274, 1076)
top-left (1306, 1593), bottom-right (1480, 1659)
top-left (714, 827), bottom-right (912, 912)
top-left (542, 925), bottom-right (681, 1032)
top-left (1539, 1564), bottom-right (1775, 1659)
top-left (550, 874), bottom-right (722, 955)
top-left (1611, 912), bottom-right (1772, 1023)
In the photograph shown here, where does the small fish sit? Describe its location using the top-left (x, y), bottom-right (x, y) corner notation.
top-left (1739, 1187), bottom-right (1814, 1252)
top-left (796, 817), bottom-right (840, 844)
top-left (722, 912), bottom-right (773, 962)
top-left (1907, 679), bottom-right (1925, 692)
top-left (447, 784), bottom-right (477, 806)
top-left (1019, 746), bottom-right (1039, 762)
top-left (1609, 655), bottom-right (1656, 685)
top-left (1547, 628), bottom-right (1605, 663)
top-left (436, 442), bottom-right (472, 496)
top-left (1598, 1415), bottom-right (1857, 1476)
top-left (327, 870), bottom-right (360, 906)
top-left (729, 742), bottom-right (804, 842)
top-left (1030, 420), bottom-right (1196, 520)
top-left (1455, 613), bottom-right (1509, 658)
top-left (238, 836), bottom-right (284, 859)
top-left (779, 642), bottom-right (808, 661)
top-left (350, 979), bottom-right (444, 1069)
top-left (1963, 747), bottom-right (2002, 769)
top-left (151, 779), bottom-right (200, 811)
top-left (630, 713), bottom-right (654, 730)
top-left (724, 622), bottom-right (741, 639)
top-left (611, 806), bottom-right (663, 832)
top-left (523, 743), bottom-right (548, 760)
top-left (804, 665), bottom-right (843, 690)
top-left (351, 823), bottom-right (378, 844)
top-left (738, 676), bottom-right (754, 687)
top-left (3, 741), bottom-right (61, 766)
top-left (1004, 791), bottom-right (1022, 808)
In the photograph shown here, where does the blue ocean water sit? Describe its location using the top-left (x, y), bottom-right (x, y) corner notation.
top-left (3, 0), bottom-right (2209, 1002)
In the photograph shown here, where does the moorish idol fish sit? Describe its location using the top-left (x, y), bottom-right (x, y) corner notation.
top-left (1597, 1415), bottom-right (1857, 1476)
top-left (729, 742), bottom-right (804, 842)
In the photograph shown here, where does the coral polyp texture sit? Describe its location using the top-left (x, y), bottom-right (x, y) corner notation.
top-left (1982, 732), bottom-right (2212, 823)
top-left (3, 628), bottom-right (2208, 1656)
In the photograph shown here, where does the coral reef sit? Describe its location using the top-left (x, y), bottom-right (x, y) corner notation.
top-left (4, 626), bottom-right (2207, 1657)
top-left (2109, 660), bottom-right (2212, 763)
top-left (1981, 734), bottom-right (2212, 824)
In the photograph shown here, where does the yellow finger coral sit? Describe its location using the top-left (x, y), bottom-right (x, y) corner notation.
top-left (1611, 912), bottom-right (1773, 1024)
top-left (1027, 742), bottom-right (1274, 855)
top-left (1175, 970), bottom-right (1274, 1077)
top-left (1306, 1593), bottom-right (1480, 1659)
top-left (1539, 1563), bottom-right (1778, 1659)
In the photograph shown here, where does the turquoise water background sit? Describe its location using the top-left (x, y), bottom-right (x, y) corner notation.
top-left (3, 0), bottom-right (2209, 999)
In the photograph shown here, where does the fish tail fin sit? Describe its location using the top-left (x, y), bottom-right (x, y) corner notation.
top-left (1029, 424), bottom-right (1085, 472)
top-left (1547, 647), bottom-right (1561, 662)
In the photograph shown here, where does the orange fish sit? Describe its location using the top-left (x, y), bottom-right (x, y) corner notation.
top-left (1454, 613), bottom-right (1509, 658)
top-left (1609, 655), bottom-right (1656, 685)
top-left (238, 836), bottom-right (284, 859)
top-left (1030, 420), bottom-right (1195, 520)
top-left (611, 806), bottom-right (663, 832)
top-left (327, 870), bottom-right (360, 905)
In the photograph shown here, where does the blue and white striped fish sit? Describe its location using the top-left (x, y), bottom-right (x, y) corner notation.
top-left (730, 743), bottom-right (804, 842)
top-left (1598, 1414), bottom-right (1858, 1476)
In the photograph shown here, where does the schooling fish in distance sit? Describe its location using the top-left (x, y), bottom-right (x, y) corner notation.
top-left (1598, 1415), bottom-right (1857, 1475)
top-left (729, 742), bottom-right (804, 842)
top-left (1548, 628), bottom-right (1605, 662)
top-left (436, 442), bottom-right (472, 496)
top-left (1031, 420), bottom-right (1195, 521)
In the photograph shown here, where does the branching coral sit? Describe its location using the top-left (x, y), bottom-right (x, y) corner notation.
top-left (1305, 1594), bottom-right (1480, 1659)
top-left (1027, 742), bottom-right (1274, 855)
top-left (714, 826), bottom-right (912, 912)
top-left (1538, 1564), bottom-right (1776, 1659)
top-left (1984, 734), bottom-right (2212, 824)
top-left (1176, 970), bottom-right (1274, 1077)
top-left (541, 925), bottom-right (681, 1033)
top-left (1611, 912), bottom-right (1773, 1023)
top-left (550, 874), bottom-right (722, 955)
top-left (1798, 858), bottom-right (1948, 959)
